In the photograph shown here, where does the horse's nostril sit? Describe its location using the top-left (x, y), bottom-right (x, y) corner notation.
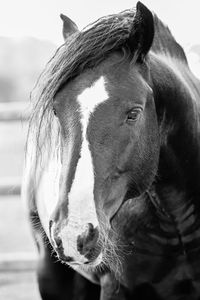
top-left (49, 220), bottom-right (53, 230)
top-left (54, 236), bottom-right (62, 249)
top-left (77, 237), bottom-right (84, 253)
top-left (77, 223), bottom-right (99, 258)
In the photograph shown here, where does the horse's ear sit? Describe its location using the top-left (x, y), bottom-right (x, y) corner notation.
top-left (128, 1), bottom-right (154, 62)
top-left (60, 14), bottom-right (79, 41)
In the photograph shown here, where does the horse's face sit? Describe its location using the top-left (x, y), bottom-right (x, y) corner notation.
top-left (50, 54), bottom-right (160, 267)
top-left (44, 2), bottom-right (159, 268)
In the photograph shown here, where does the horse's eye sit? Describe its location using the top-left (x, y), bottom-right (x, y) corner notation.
top-left (126, 108), bottom-right (142, 123)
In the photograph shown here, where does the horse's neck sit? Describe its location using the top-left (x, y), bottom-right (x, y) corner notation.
top-left (152, 14), bottom-right (188, 64)
top-left (150, 53), bottom-right (200, 215)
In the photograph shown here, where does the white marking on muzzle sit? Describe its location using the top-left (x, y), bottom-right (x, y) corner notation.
top-left (59, 76), bottom-right (108, 260)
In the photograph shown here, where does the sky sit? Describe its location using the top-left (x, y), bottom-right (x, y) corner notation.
top-left (0, 0), bottom-right (200, 77)
top-left (0, 0), bottom-right (199, 48)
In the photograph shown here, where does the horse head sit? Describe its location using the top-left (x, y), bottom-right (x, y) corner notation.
top-left (42, 2), bottom-right (160, 269)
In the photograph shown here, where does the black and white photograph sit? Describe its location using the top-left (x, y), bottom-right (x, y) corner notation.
top-left (0, 0), bottom-right (200, 299)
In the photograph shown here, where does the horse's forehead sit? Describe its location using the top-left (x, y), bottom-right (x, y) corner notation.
top-left (73, 68), bottom-right (141, 111)
top-left (77, 76), bottom-right (108, 115)
top-left (64, 56), bottom-right (133, 102)
top-left (55, 57), bottom-right (147, 117)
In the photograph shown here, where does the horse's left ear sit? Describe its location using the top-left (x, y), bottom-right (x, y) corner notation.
top-left (128, 1), bottom-right (154, 62)
top-left (60, 14), bottom-right (79, 41)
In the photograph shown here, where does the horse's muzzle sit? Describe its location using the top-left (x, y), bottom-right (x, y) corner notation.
top-left (49, 220), bottom-right (101, 265)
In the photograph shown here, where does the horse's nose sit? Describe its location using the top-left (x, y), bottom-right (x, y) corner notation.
top-left (77, 223), bottom-right (99, 259)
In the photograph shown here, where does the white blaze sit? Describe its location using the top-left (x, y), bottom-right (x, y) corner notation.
top-left (60, 76), bottom-right (108, 260)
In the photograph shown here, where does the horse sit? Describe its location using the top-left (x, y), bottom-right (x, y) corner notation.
top-left (23, 2), bottom-right (200, 299)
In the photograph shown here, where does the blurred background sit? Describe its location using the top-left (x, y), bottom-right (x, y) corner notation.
top-left (0, 0), bottom-right (200, 299)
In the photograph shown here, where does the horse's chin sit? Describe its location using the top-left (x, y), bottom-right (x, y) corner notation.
top-left (68, 252), bottom-right (103, 269)
top-left (67, 253), bottom-right (104, 283)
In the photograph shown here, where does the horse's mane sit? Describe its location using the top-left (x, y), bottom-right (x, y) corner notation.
top-left (152, 14), bottom-right (188, 64)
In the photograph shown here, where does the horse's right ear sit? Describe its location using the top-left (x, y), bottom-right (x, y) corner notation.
top-left (128, 2), bottom-right (154, 62)
top-left (60, 14), bottom-right (79, 41)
